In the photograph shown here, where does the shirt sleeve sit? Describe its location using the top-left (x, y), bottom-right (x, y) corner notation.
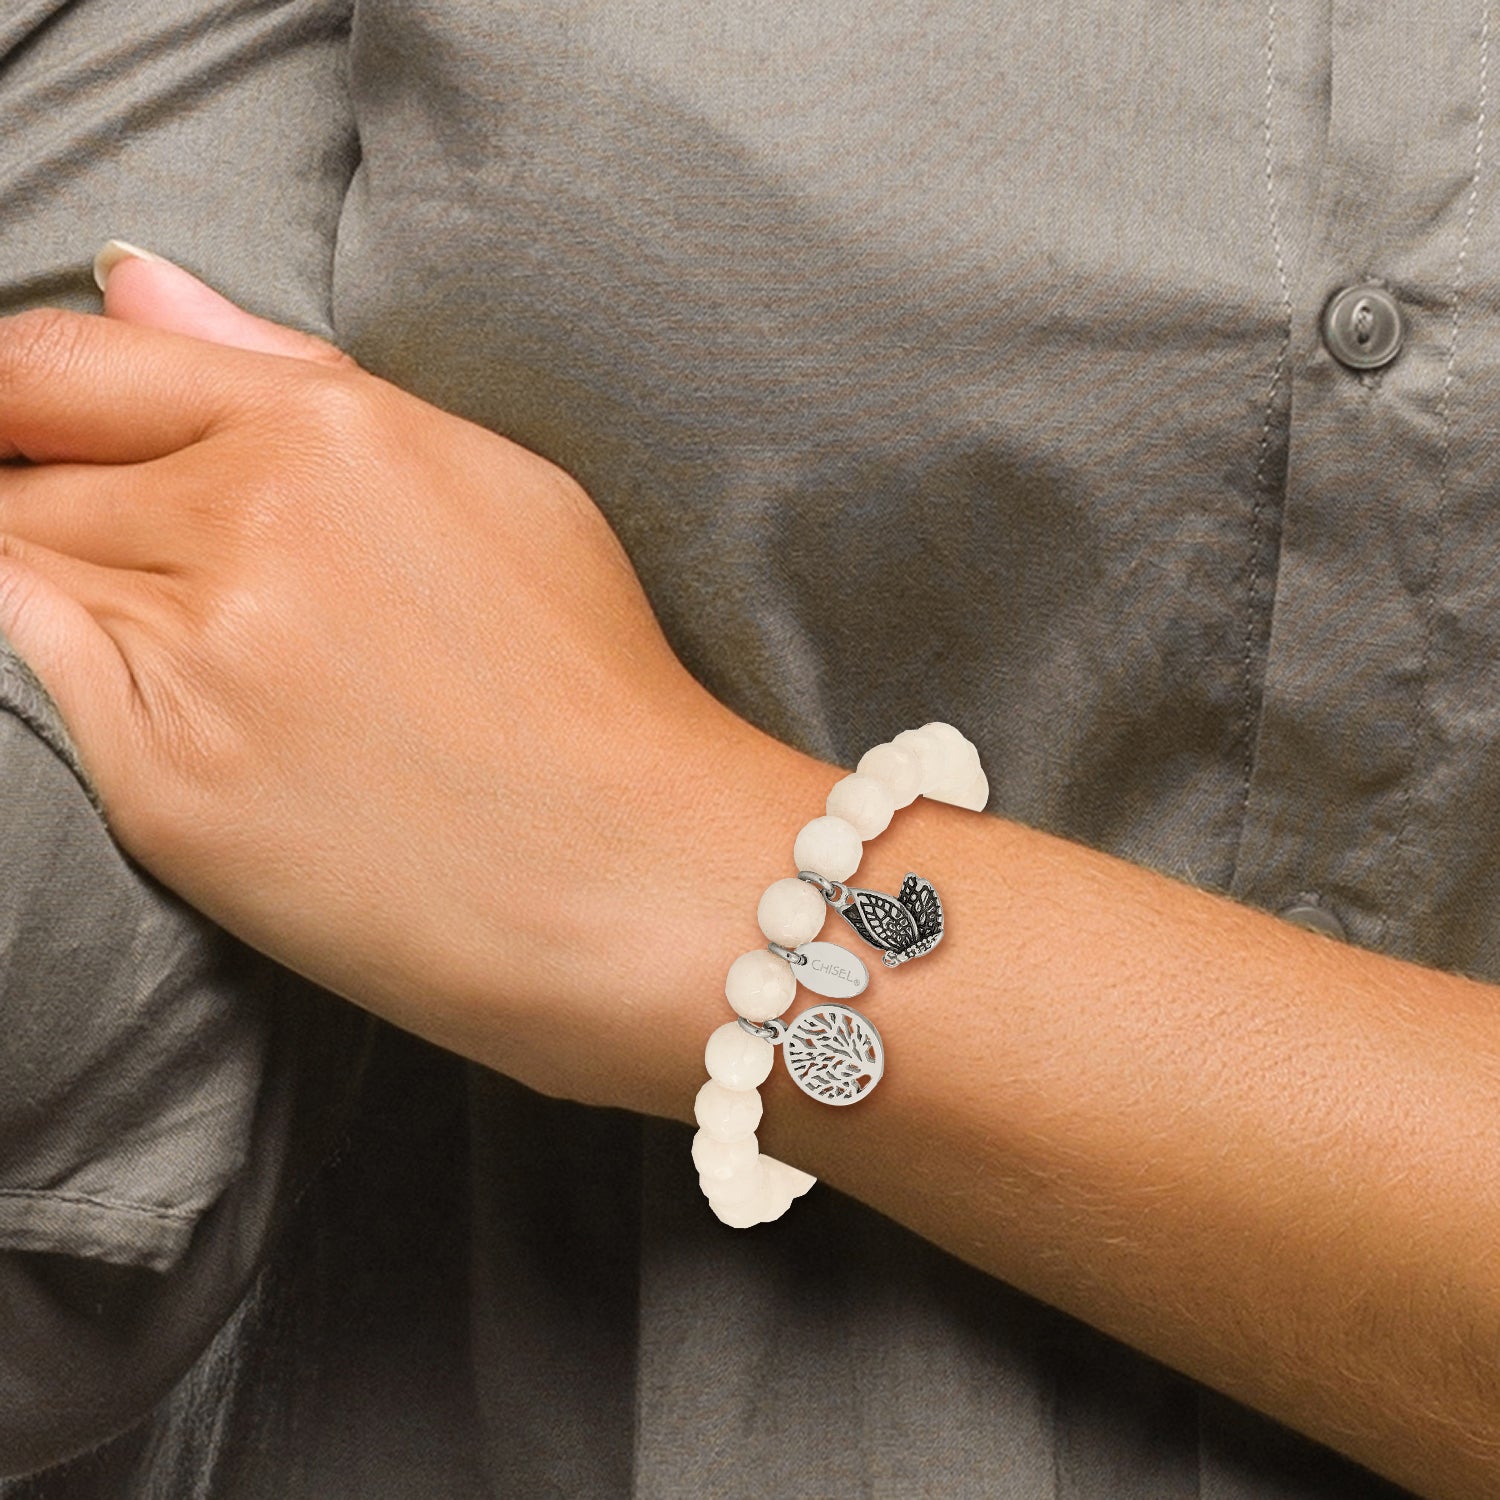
top-left (0, 643), bottom-right (373, 1477)
top-left (0, 650), bottom-right (269, 1274)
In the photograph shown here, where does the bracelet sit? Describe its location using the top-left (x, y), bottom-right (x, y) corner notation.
top-left (693, 722), bottom-right (988, 1227)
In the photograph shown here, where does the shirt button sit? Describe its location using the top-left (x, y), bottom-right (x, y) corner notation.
top-left (1280, 902), bottom-right (1347, 941)
top-left (1322, 284), bottom-right (1405, 371)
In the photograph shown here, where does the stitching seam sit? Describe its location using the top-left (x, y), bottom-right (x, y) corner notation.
top-left (0, 1186), bottom-right (197, 1224)
top-left (1239, 0), bottom-right (1296, 849)
top-left (1383, 1), bottom-right (1490, 950)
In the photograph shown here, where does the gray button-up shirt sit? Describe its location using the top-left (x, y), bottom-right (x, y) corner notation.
top-left (1, 0), bottom-right (1480, 1494)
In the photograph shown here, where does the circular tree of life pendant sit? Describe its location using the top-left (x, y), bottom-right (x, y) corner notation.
top-left (783, 1005), bottom-right (884, 1105)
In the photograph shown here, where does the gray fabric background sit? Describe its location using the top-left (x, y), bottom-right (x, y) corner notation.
top-left (1, 0), bottom-right (1477, 1492)
top-left (0, 0), bottom-right (372, 1477)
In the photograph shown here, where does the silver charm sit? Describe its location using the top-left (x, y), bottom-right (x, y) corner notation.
top-left (782, 1004), bottom-right (884, 1105)
top-left (799, 869), bottom-right (944, 967)
top-left (771, 939), bottom-right (869, 999)
top-left (736, 871), bottom-right (941, 1108)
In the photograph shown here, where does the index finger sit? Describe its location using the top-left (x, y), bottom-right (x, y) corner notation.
top-left (0, 307), bottom-right (287, 464)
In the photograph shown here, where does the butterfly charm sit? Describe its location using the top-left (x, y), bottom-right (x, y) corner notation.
top-left (826, 871), bottom-right (944, 967)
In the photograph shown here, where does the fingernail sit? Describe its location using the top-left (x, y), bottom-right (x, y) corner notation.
top-left (92, 239), bottom-right (170, 293)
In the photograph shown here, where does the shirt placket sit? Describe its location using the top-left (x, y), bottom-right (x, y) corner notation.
top-left (1231, 0), bottom-right (1498, 968)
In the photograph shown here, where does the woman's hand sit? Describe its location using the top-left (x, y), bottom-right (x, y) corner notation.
top-left (0, 252), bottom-right (824, 1114)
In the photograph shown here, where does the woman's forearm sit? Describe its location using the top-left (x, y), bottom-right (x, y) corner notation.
top-left (650, 722), bottom-right (1500, 1500)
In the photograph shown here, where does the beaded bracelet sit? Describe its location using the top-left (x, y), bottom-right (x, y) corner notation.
top-left (693, 722), bottom-right (988, 1227)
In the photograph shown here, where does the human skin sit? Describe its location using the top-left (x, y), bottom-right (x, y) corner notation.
top-left (0, 255), bottom-right (1497, 1497)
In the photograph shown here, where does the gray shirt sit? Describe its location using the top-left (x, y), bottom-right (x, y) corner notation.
top-left (0, 0), bottom-right (1472, 1493)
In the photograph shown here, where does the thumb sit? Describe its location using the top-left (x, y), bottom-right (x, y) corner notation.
top-left (94, 240), bottom-right (350, 366)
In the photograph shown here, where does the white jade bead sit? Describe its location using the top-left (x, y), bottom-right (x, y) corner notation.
top-left (761, 1154), bottom-right (818, 1199)
top-left (702, 1156), bottom-right (765, 1204)
top-left (755, 1185), bottom-right (797, 1223)
top-left (691, 1128), bottom-right (759, 1181)
top-left (792, 815), bottom-right (862, 882)
top-left (711, 1188), bottom-right (770, 1228)
top-left (737, 1161), bottom-right (799, 1223)
top-left (919, 720), bottom-right (970, 752)
top-left (703, 1178), bottom-right (761, 1211)
top-left (856, 741), bottom-right (923, 809)
top-left (892, 726), bottom-right (972, 799)
top-left (757, 876), bottom-right (827, 946)
top-left (928, 765), bottom-right (989, 812)
top-left (694, 1079), bottom-right (763, 1140)
top-left (705, 1021), bottom-right (775, 1090)
top-left (724, 948), bottom-right (797, 1023)
top-left (925, 744), bottom-right (983, 801)
top-left (889, 726), bottom-right (945, 784)
top-left (825, 772), bottom-right (896, 839)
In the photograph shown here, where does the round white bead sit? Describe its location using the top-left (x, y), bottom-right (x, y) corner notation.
top-left (724, 947), bottom-right (797, 1023)
top-left (825, 773), bottom-right (896, 839)
top-left (924, 743), bottom-right (984, 801)
top-left (705, 1021), bottom-right (775, 1090)
top-left (752, 1176), bottom-right (797, 1222)
top-left (792, 815), bottom-right (863, 882)
top-left (761, 1154), bottom-right (818, 1199)
top-left (738, 1158), bottom-right (798, 1218)
top-left (934, 765), bottom-right (990, 812)
top-left (691, 1128), bottom-right (758, 1182)
top-left (919, 720), bottom-right (970, 752)
top-left (702, 1155), bottom-right (765, 1204)
top-left (710, 1187), bottom-right (770, 1228)
top-left (693, 1079), bottom-right (763, 1140)
top-left (892, 726), bottom-right (972, 799)
top-left (756, 876), bottom-right (827, 946)
top-left (890, 727), bottom-right (946, 786)
top-left (856, 741), bottom-right (923, 808)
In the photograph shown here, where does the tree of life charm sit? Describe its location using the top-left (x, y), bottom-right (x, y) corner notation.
top-left (782, 1004), bottom-right (884, 1105)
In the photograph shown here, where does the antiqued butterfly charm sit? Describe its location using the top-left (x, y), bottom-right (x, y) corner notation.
top-left (821, 871), bottom-right (944, 967)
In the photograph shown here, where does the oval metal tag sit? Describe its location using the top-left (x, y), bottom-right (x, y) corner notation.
top-left (789, 940), bottom-right (869, 999)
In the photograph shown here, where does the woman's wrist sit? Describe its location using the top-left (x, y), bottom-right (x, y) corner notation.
top-left (624, 703), bottom-right (849, 1123)
top-left (401, 687), bottom-right (840, 1117)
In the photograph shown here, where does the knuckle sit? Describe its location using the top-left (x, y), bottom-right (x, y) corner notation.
top-left (298, 367), bottom-right (377, 434)
top-left (256, 370), bottom-right (381, 495)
